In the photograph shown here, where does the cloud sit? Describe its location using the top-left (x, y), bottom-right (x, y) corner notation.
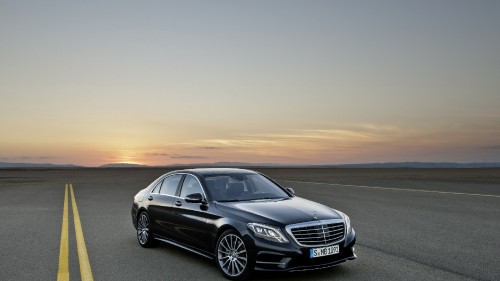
top-left (146, 152), bottom-right (210, 159)
top-left (201, 146), bottom-right (223, 150)
top-left (147, 153), bottom-right (170, 156)
top-left (170, 154), bottom-right (208, 159)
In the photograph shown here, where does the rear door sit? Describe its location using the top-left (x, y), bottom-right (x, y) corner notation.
top-left (147, 173), bottom-right (184, 238)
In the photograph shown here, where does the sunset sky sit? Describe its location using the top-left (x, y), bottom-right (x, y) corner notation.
top-left (1, 1), bottom-right (500, 166)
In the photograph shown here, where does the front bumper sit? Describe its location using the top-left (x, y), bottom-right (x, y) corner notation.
top-left (244, 228), bottom-right (356, 272)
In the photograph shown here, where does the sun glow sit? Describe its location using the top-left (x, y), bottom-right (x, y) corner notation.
top-left (1, 2), bottom-right (499, 166)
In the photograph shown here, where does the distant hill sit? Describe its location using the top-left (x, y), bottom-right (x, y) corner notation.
top-left (167, 161), bottom-right (283, 168)
top-left (1, 161), bottom-right (499, 169)
top-left (99, 163), bottom-right (149, 168)
top-left (115, 161), bottom-right (500, 168)
top-left (165, 162), bottom-right (500, 168)
top-left (314, 162), bottom-right (500, 168)
top-left (0, 162), bottom-right (81, 168)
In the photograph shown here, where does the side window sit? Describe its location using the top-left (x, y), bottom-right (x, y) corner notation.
top-left (159, 174), bottom-right (183, 196)
top-left (180, 175), bottom-right (203, 198)
top-left (150, 180), bottom-right (163, 193)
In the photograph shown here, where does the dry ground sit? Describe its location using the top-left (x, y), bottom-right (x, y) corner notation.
top-left (0, 168), bottom-right (498, 281)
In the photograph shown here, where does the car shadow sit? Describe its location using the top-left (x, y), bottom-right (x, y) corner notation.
top-left (150, 239), bottom-right (357, 281)
top-left (252, 264), bottom-right (356, 280)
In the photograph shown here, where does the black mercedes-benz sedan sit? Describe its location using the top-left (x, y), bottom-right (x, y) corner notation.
top-left (131, 168), bottom-right (356, 280)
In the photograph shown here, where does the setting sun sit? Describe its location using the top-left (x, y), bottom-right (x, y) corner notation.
top-left (1, 2), bottom-right (499, 166)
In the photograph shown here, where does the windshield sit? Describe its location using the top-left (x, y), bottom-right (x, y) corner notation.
top-left (204, 174), bottom-right (290, 202)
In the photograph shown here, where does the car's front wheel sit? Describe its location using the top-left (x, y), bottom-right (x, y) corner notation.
top-left (136, 212), bottom-right (156, 248)
top-left (215, 229), bottom-right (253, 281)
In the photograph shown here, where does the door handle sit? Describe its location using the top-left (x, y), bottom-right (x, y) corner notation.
top-left (148, 196), bottom-right (153, 201)
top-left (175, 200), bottom-right (182, 206)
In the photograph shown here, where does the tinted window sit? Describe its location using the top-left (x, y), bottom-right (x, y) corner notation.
top-left (159, 174), bottom-right (183, 196)
top-left (151, 180), bottom-right (163, 193)
top-left (180, 175), bottom-right (203, 198)
top-left (204, 174), bottom-right (289, 202)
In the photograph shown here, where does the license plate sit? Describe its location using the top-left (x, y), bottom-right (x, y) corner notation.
top-left (310, 245), bottom-right (339, 258)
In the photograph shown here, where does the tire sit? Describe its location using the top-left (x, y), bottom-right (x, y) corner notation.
top-left (215, 229), bottom-right (253, 281)
top-left (136, 212), bottom-right (157, 248)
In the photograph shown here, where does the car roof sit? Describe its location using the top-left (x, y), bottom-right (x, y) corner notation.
top-left (173, 168), bottom-right (258, 177)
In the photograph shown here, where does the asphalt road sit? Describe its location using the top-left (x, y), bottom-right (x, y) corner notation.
top-left (0, 168), bottom-right (499, 281)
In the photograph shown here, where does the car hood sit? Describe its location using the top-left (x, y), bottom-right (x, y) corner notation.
top-left (215, 197), bottom-right (342, 226)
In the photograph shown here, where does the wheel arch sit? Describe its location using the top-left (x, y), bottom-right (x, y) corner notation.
top-left (214, 224), bottom-right (238, 246)
top-left (135, 207), bottom-right (150, 225)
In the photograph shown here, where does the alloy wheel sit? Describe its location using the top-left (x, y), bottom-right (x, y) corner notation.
top-left (217, 234), bottom-right (248, 277)
top-left (137, 213), bottom-right (150, 245)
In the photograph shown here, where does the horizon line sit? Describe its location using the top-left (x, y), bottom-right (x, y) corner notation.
top-left (1, 161), bottom-right (500, 169)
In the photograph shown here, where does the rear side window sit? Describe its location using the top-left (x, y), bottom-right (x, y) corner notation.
top-left (150, 180), bottom-right (163, 193)
top-left (159, 174), bottom-right (183, 196)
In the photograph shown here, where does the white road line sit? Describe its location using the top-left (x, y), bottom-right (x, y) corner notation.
top-left (279, 180), bottom-right (500, 198)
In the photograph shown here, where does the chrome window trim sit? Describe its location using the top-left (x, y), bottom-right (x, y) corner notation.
top-left (149, 172), bottom-right (209, 202)
top-left (285, 219), bottom-right (345, 247)
top-left (153, 173), bottom-right (184, 196)
top-left (149, 178), bottom-right (164, 194)
top-left (148, 174), bottom-right (168, 194)
top-left (179, 174), bottom-right (209, 201)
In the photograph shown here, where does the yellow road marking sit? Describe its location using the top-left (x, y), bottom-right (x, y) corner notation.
top-left (70, 184), bottom-right (94, 281)
top-left (57, 184), bottom-right (69, 281)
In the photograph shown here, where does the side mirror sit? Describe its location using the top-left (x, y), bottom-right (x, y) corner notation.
top-left (286, 187), bottom-right (295, 196)
top-left (185, 193), bottom-right (205, 203)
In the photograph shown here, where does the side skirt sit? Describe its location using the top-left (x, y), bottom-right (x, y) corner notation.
top-left (154, 236), bottom-right (214, 260)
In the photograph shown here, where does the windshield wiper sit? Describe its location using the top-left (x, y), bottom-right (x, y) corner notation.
top-left (218, 197), bottom-right (289, 202)
top-left (250, 197), bottom-right (288, 201)
top-left (217, 199), bottom-right (249, 202)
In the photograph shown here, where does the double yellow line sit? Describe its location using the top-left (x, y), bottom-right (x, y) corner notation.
top-left (57, 184), bottom-right (94, 281)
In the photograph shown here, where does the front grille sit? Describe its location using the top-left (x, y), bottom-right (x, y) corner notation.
top-left (288, 222), bottom-right (345, 246)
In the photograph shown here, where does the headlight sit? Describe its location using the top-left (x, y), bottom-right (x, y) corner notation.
top-left (337, 211), bottom-right (352, 234)
top-left (247, 223), bottom-right (289, 243)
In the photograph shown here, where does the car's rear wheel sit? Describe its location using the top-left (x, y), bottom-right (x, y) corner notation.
top-left (216, 229), bottom-right (252, 281)
top-left (137, 212), bottom-right (156, 248)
